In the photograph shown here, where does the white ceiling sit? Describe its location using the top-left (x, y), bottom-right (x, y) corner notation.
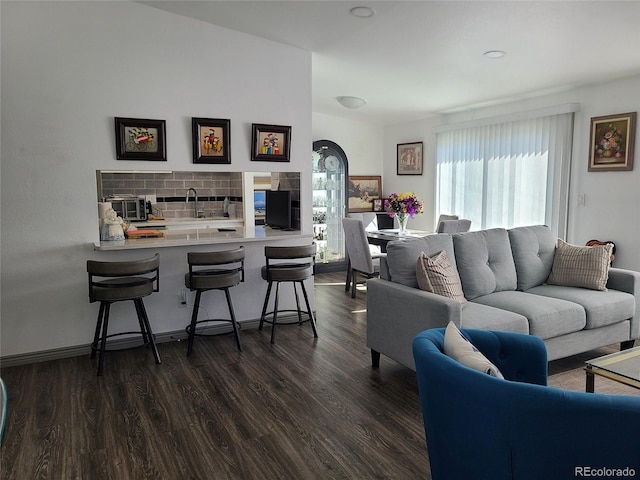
top-left (140, 1), bottom-right (640, 125)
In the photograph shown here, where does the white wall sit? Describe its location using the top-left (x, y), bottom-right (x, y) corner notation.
top-left (383, 117), bottom-right (443, 232)
top-left (312, 112), bottom-right (384, 176)
top-left (0, 2), bottom-right (312, 358)
top-left (384, 75), bottom-right (640, 270)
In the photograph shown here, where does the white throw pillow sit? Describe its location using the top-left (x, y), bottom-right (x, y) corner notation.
top-left (443, 322), bottom-right (504, 379)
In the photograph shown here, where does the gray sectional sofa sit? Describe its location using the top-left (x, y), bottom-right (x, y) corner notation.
top-left (367, 225), bottom-right (639, 370)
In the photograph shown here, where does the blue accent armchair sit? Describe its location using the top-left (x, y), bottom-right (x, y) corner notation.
top-left (413, 328), bottom-right (640, 480)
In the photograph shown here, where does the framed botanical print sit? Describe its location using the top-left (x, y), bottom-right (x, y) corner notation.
top-left (588, 112), bottom-right (636, 171)
top-left (192, 117), bottom-right (231, 164)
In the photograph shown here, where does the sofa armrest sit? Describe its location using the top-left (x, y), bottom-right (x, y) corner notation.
top-left (366, 278), bottom-right (462, 370)
top-left (607, 267), bottom-right (640, 339)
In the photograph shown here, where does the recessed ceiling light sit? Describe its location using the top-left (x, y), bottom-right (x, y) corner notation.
top-left (336, 96), bottom-right (367, 109)
top-left (350, 6), bottom-right (375, 18)
top-left (484, 50), bottom-right (506, 59)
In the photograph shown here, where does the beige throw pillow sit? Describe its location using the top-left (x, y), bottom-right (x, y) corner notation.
top-left (443, 321), bottom-right (504, 378)
top-left (416, 250), bottom-right (467, 307)
top-left (547, 239), bottom-right (612, 291)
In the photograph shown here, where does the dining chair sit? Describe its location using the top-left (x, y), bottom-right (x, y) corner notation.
top-left (437, 219), bottom-right (472, 233)
top-left (342, 217), bottom-right (386, 298)
top-left (435, 214), bottom-right (458, 232)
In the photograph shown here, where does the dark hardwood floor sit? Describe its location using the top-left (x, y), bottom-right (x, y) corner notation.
top-left (3, 271), bottom-right (637, 480)
top-left (0, 272), bottom-right (431, 480)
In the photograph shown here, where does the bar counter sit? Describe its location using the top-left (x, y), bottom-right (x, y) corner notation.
top-left (94, 223), bottom-right (311, 251)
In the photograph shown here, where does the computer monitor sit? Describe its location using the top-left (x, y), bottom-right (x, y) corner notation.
top-left (265, 190), bottom-right (292, 230)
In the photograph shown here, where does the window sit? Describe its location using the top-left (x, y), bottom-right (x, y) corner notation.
top-left (435, 106), bottom-right (576, 237)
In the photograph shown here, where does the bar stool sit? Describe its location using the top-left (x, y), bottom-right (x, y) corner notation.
top-left (185, 247), bottom-right (244, 356)
top-left (259, 244), bottom-right (318, 344)
top-left (87, 253), bottom-right (161, 376)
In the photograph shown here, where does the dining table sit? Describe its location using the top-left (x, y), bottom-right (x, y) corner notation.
top-left (366, 228), bottom-right (433, 253)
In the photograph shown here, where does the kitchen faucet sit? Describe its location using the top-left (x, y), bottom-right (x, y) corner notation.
top-left (185, 187), bottom-right (204, 218)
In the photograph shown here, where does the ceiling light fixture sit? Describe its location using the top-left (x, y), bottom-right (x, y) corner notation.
top-left (336, 96), bottom-right (367, 109)
top-left (484, 50), bottom-right (506, 59)
top-left (350, 6), bottom-right (375, 18)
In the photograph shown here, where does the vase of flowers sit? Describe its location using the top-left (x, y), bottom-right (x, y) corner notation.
top-left (384, 192), bottom-right (424, 234)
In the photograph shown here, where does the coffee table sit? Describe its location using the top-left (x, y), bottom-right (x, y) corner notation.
top-left (584, 346), bottom-right (640, 393)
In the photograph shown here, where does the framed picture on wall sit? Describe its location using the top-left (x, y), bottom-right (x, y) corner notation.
top-left (397, 141), bottom-right (423, 175)
top-left (348, 175), bottom-right (382, 212)
top-left (115, 117), bottom-right (166, 161)
top-left (588, 112), bottom-right (636, 172)
top-left (192, 117), bottom-right (231, 164)
top-left (251, 123), bottom-right (291, 162)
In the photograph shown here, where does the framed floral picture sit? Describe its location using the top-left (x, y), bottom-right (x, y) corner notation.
top-left (251, 123), bottom-right (291, 162)
top-left (588, 112), bottom-right (636, 172)
top-left (397, 141), bottom-right (423, 175)
top-left (115, 117), bottom-right (166, 161)
top-left (192, 118), bottom-right (231, 164)
top-left (348, 175), bottom-right (382, 212)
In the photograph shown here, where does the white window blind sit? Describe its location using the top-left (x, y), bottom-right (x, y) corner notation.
top-left (435, 109), bottom-right (575, 237)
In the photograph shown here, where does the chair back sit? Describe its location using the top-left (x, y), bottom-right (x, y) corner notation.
top-left (413, 328), bottom-right (640, 480)
top-left (348, 212), bottom-right (378, 231)
top-left (436, 219), bottom-right (459, 233)
top-left (186, 247), bottom-right (245, 290)
top-left (342, 217), bottom-right (374, 274)
top-left (436, 214), bottom-right (458, 231)
top-left (437, 218), bottom-right (471, 233)
top-left (87, 253), bottom-right (159, 302)
top-left (263, 244), bottom-right (316, 282)
top-left (457, 219), bottom-right (472, 232)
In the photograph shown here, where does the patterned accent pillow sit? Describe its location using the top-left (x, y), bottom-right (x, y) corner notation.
top-left (416, 250), bottom-right (467, 307)
top-left (547, 239), bottom-right (612, 291)
top-left (444, 321), bottom-right (504, 378)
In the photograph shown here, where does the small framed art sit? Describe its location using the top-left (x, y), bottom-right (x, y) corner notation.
top-left (348, 175), bottom-right (382, 212)
top-left (192, 117), bottom-right (231, 164)
top-left (251, 123), bottom-right (291, 162)
top-left (115, 117), bottom-right (166, 161)
top-left (588, 112), bottom-right (636, 172)
top-left (397, 141), bottom-right (423, 175)
top-left (373, 199), bottom-right (384, 212)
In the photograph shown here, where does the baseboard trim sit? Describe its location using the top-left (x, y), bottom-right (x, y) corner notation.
top-left (0, 316), bottom-right (279, 368)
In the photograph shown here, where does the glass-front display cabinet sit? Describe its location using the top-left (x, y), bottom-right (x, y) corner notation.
top-left (312, 140), bottom-right (348, 269)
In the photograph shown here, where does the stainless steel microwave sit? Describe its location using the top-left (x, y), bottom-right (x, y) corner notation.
top-left (108, 196), bottom-right (147, 222)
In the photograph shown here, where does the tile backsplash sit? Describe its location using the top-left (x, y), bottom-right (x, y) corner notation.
top-left (98, 171), bottom-right (300, 227)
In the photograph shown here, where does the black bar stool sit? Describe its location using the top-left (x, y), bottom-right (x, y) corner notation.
top-left (185, 247), bottom-right (245, 356)
top-left (87, 253), bottom-right (161, 376)
top-left (259, 244), bottom-right (318, 343)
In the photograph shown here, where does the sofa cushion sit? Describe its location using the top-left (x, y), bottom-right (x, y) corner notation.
top-left (460, 303), bottom-right (529, 334)
top-left (453, 229), bottom-right (517, 300)
top-left (416, 250), bottom-right (467, 306)
top-left (386, 235), bottom-right (456, 288)
top-left (444, 321), bottom-right (504, 378)
top-left (508, 225), bottom-right (556, 291)
top-left (471, 291), bottom-right (586, 340)
top-left (547, 239), bottom-right (612, 291)
top-left (526, 285), bottom-right (635, 330)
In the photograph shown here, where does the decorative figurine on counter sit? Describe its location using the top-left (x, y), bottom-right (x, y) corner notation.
top-left (100, 208), bottom-right (125, 241)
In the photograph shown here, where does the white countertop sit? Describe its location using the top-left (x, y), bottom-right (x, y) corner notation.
top-left (94, 225), bottom-right (310, 250)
